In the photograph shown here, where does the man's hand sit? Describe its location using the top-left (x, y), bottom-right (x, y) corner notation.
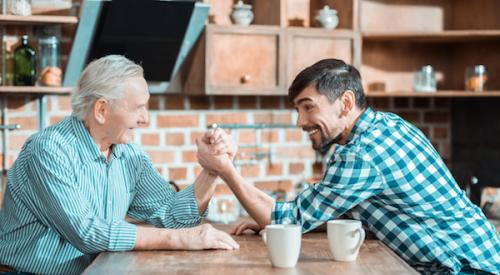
top-left (184, 224), bottom-right (240, 250)
top-left (196, 136), bottom-right (234, 177)
top-left (230, 220), bottom-right (262, 235)
top-left (202, 128), bottom-right (238, 160)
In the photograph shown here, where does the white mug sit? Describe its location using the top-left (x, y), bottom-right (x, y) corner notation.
top-left (262, 224), bottom-right (302, 268)
top-left (327, 219), bottom-right (365, 261)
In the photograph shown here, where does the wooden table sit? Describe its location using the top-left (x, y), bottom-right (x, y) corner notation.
top-left (83, 224), bottom-right (418, 275)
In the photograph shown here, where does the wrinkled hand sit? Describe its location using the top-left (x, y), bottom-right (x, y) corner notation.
top-left (230, 220), bottom-right (262, 235)
top-left (187, 224), bottom-right (240, 250)
top-left (201, 128), bottom-right (238, 160)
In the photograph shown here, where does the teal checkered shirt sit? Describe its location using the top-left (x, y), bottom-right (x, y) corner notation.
top-left (273, 108), bottom-right (500, 274)
top-left (0, 115), bottom-right (204, 274)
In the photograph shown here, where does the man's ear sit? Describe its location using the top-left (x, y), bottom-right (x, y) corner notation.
top-left (340, 90), bottom-right (355, 116)
top-left (94, 98), bottom-right (109, 125)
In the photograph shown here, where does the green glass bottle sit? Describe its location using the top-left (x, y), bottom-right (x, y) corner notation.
top-left (14, 35), bottom-right (36, 86)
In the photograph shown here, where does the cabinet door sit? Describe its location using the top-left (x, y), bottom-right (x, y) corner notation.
top-left (206, 25), bottom-right (285, 95)
top-left (286, 28), bottom-right (358, 87)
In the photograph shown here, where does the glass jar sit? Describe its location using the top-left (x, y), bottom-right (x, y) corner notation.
top-left (38, 36), bottom-right (62, 87)
top-left (465, 65), bottom-right (487, 92)
top-left (7, 0), bottom-right (32, 16)
top-left (413, 65), bottom-right (436, 92)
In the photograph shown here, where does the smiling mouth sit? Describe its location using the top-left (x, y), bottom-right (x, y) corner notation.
top-left (307, 129), bottom-right (319, 136)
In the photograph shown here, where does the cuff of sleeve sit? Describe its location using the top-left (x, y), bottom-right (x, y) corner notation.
top-left (108, 221), bottom-right (136, 251)
top-left (172, 184), bottom-right (204, 225)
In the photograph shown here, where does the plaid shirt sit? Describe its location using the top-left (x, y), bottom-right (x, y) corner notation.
top-left (272, 108), bottom-right (500, 274)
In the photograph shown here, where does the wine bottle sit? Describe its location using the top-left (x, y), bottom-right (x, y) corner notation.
top-left (14, 35), bottom-right (36, 86)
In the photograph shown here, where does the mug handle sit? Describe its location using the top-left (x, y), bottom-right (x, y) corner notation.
top-left (352, 228), bottom-right (365, 253)
top-left (261, 229), bottom-right (267, 244)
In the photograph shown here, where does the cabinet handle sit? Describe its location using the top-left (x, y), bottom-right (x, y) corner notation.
top-left (240, 74), bottom-right (251, 84)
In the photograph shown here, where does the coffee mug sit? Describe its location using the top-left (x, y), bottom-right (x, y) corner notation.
top-left (262, 224), bottom-right (302, 268)
top-left (327, 219), bottom-right (365, 261)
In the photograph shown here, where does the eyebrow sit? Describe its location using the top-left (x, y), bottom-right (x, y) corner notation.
top-left (295, 97), bottom-right (313, 105)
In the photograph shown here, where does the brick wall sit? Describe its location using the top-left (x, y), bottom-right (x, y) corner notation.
top-left (0, 95), bottom-right (451, 200)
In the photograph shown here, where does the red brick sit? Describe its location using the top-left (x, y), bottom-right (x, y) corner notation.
top-left (238, 96), bottom-right (257, 109)
top-left (254, 180), bottom-right (292, 192)
top-left (254, 113), bottom-right (291, 124)
top-left (215, 184), bottom-right (233, 195)
top-left (434, 98), bottom-right (450, 108)
top-left (8, 134), bottom-right (28, 150)
top-left (285, 129), bottom-right (302, 142)
top-left (146, 151), bottom-right (175, 164)
top-left (7, 96), bottom-right (26, 112)
top-left (58, 95), bottom-right (72, 111)
top-left (157, 114), bottom-right (199, 128)
top-left (276, 146), bottom-right (315, 159)
top-left (169, 167), bottom-right (187, 181)
top-left (189, 96), bottom-right (210, 109)
top-left (165, 95), bottom-right (185, 109)
top-left (433, 127), bottom-right (448, 139)
top-left (266, 163), bottom-right (282, 176)
top-left (261, 130), bottom-right (278, 143)
top-left (393, 98), bottom-right (410, 108)
top-left (50, 115), bottom-right (66, 125)
top-left (241, 164), bottom-right (260, 177)
top-left (141, 133), bottom-right (159, 146)
top-left (424, 111), bottom-right (449, 123)
top-left (214, 96), bottom-right (234, 109)
top-left (260, 96), bottom-right (282, 109)
top-left (206, 113), bottom-right (247, 125)
top-left (148, 95), bottom-right (161, 110)
top-left (289, 163), bottom-right (304, 175)
top-left (9, 116), bottom-right (37, 130)
top-left (166, 132), bottom-right (185, 146)
top-left (418, 126), bottom-right (430, 138)
top-left (190, 131), bottom-right (205, 145)
top-left (238, 130), bottom-right (256, 144)
top-left (369, 98), bottom-right (390, 109)
top-left (182, 150), bottom-right (198, 163)
top-left (413, 98), bottom-right (430, 108)
top-left (396, 111), bottom-right (421, 124)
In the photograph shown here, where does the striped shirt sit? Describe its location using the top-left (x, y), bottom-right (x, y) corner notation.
top-left (272, 108), bottom-right (500, 274)
top-left (0, 115), bottom-right (204, 274)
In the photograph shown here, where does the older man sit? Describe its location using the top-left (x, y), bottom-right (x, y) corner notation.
top-left (0, 55), bottom-right (238, 275)
top-left (197, 59), bottom-right (500, 274)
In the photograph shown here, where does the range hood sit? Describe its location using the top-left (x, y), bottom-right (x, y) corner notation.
top-left (63, 0), bottom-right (209, 93)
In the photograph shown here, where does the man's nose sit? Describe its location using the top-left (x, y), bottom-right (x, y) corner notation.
top-left (138, 109), bottom-right (149, 126)
top-left (296, 112), bottom-right (305, 128)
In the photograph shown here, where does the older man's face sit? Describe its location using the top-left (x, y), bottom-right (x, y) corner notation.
top-left (104, 77), bottom-right (149, 144)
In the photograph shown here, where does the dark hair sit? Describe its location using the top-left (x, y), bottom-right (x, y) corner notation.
top-left (288, 59), bottom-right (366, 109)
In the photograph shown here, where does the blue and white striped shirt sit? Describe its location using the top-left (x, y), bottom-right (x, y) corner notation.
top-left (273, 108), bottom-right (500, 274)
top-left (0, 115), bottom-right (204, 274)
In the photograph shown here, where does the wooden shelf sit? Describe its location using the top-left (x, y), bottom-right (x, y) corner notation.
top-left (365, 91), bottom-right (500, 98)
top-left (0, 86), bottom-right (73, 94)
top-left (362, 30), bottom-right (500, 43)
top-left (0, 15), bottom-right (78, 25)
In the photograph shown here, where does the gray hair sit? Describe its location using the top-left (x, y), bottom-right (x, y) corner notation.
top-left (71, 55), bottom-right (144, 120)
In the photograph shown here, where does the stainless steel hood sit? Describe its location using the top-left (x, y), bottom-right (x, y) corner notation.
top-left (63, 0), bottom-right (209, 93)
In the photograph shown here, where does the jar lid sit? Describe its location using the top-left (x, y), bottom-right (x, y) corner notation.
top-left (421, 65), bottom-right (434, 73)
top-left (474, 65), bottom-right (486, 74)
top-left (233, 0), bottom-right (251, 10)
top-left (317, 5), bottom-right (337, 15)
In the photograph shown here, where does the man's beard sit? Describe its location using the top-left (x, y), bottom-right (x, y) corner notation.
top-left (313, 132), bottom-right (342, 154)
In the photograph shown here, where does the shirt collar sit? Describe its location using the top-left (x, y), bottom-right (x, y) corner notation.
top-left (345, 107), bottom-right (375, 144)
top-left (70, 115), bottom-right (124, 163)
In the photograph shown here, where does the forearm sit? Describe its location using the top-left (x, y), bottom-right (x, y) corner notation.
top-left (220, 167), bottom-right (274, 228)
top-left (134, 226), bottom-right (193, 250)
top-left (193, 169), bottom-right (217, 213)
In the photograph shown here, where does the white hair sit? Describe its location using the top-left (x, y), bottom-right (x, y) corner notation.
top-left (71, 55), bottom-right (144, 120)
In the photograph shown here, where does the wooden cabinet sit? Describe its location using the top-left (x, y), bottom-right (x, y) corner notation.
top-left (360, 0), bottom-right (500, 94)
top-left (180, 0), bottom-right (500, 97)
top-left (286, 28), bottom-right (359, 87)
